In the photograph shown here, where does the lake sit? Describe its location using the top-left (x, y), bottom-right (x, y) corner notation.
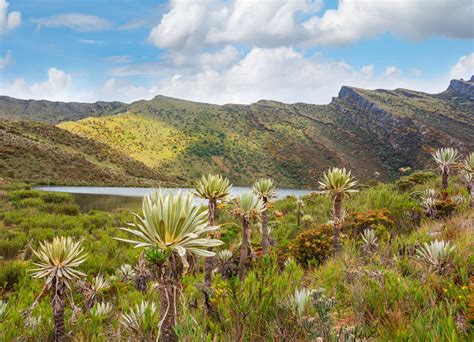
top-left (35, 186), bottom-right (314, 212)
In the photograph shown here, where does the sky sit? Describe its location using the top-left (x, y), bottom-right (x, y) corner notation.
top-left (0, 0), bottom-right (473, 104)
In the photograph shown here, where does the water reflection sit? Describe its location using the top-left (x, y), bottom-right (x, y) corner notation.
top-left (35, 186), bottom-right (314, 212)
top-left (73, 193), bottom-right (143, 212)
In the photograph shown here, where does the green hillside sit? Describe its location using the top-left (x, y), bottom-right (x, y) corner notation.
top-left (1, 78), bottom-right (472, 187)
top-left (58, 80), bottom-right (473, 187)
top-left (0, 120), bottom-right (167, 186)
top-left (0, 95), bottom-right (127, 124)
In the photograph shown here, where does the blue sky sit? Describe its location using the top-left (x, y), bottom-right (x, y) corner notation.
top-left (0, 0), bottom-right (473, 104)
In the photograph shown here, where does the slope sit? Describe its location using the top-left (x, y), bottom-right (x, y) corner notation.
top-left (0, 120), bottom-right (168, 186)
top-left (2, 78), bottom-right (472, 187)
top-left (0, 95), bottom-right (128, 124)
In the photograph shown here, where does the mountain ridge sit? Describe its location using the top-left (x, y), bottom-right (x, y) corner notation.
top-left (1, 78), bottom-right (472, 187)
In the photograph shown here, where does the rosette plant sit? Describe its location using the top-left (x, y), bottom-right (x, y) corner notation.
top-left (319, 168), bottom-right (358, 253)
top-left (116, 190), bottom-right (223, 341)
top-left (29, 237), bottom-right (87, 341)
top-left (461, 152), bottom-right (474, 208)
top-left (194, 174), bottom-right (232, 286)
top-left (233, 192), bottom-right (264, 279)
top-left (253, 178), bottom-right (277, 255)
top-left (431, 148), bottom-right (459, 192)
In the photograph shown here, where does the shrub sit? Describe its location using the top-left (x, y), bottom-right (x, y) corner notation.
top-left (8, 190), bottom-right (43, 202)
top-left (43, 203), bottom-right (80, 216)
top-left (433, 199), bottom-right (457, 219)
top-left (0, 260), bottom-right (28, 291)
top-left (0, 230), bottom-right (28, 259)
top-left (17, 197), bottom-right (44, 209)
top-left (347, 209), bottom-right (394, 237)
top-left (289, 224), bottom-right (333, 266)
top-left (395, 171), bottom-right (437, 191)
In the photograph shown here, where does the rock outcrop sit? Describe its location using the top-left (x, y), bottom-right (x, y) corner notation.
top-left (447, 76), bottom-right (474, 98)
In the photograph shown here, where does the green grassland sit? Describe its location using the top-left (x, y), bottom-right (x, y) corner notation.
top-left (0, 169), bottom-right (472, 340)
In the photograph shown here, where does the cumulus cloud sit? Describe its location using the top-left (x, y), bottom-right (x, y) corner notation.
top-left (33, 13), bottom-right (112, 32)
top-left (148, 0), bottom-right (473, 51)
top-left (0, 50), bottom-right (466, 105)
top-left (449, 53), bottom-right (474, 80)
top-left (146, 47), bottom-right (444, 104)
top-left (0, 0), bottom-right (21, 34)
top-left (0, 50), bottom-right (14, 68)
top-left (1, 68), bottom-right (79, 101)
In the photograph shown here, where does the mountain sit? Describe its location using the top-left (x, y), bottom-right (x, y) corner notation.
top-left (1, 78), bottom-right (473, 187)
top-left (0, 120), bottom-right (167, 186)
top-left (0, 95), bottom-right (128, 124)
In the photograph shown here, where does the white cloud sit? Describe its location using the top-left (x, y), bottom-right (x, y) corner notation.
top-left (148, 0), bottom-right (473, 51)
top-left (0, 0), bottom-right (21, 34)
top-left (150, 47), bottom-right (444, 104)
top-left (33, 13), bottom-right (112, 32)
top-left (383, 66), bottom-right (400, 77)
top-left (0, 50), bottom-right (14, 68)
top-left (1, 68), bottom-right (78, 101)
top-left (449, 53), bottom-right (474, 80)
top-left (0, 50), bottom-right (467, 105)
top-left (198, 45), bottom-right (239, 68)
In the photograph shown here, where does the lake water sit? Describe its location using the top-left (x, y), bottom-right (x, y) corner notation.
top-left (35, 186), bottom-right (314, 212)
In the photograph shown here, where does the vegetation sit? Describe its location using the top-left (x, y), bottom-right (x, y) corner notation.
top-left (29, 237), bottom-right (87, 341)
top-left (319, 167), bottom-right (358, 253)
top-left (116, 190), bottom-right (222, 340)
top-left (232, 192), bottom-right (265, 279)
top-left (461, 152), bottom-right (474, 208)
top-left (5, 79), bottom-right (457, 186)
top-left (194, 174), bottom-right (232, 313)
top-left (252, 178), bottom-right (277, 255)
top-left (0, 120), bottom-right (166, 186)
top-left (432, 148), bottom-right (460, 192)
top-left (0, 148), bottom-right (473, 340)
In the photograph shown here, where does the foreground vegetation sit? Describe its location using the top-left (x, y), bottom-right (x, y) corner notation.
top-left (0, 150), bottom-right (473, 340)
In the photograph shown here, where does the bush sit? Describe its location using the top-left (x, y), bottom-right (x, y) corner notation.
top-left (433, 199), bottom-right (457, 219)
top-left (7, 190), bottom-right (43, 202)
top-left (347, 209), bottom-right (394, 237)
top-left (395, 171), bottom-right (437, 192)
top-left (0, 229), bottom-right (28, 259)
top-left (0, 260), bottom-right (28, 291)
top-left (17, 197), bottom-right (44, 209)
top-left (43, 203), bottom-right (80, 216)
top-left (289, 224), bottom-right (333, 266)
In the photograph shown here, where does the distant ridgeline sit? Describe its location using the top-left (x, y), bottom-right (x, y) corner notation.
top-left (1, 78), bottom-right (473, 187)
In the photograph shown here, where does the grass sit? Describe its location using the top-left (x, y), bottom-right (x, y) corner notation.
top-left (0, 169), bottom-right (472, 340)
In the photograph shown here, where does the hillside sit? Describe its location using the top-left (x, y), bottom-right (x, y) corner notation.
top-left (0, 120), bottom-right (168, 186)
top-left (0, 95), bottom-right (128, 124)
top-left (58, 79), bottom-right (473, 187)
top-left (0, 78), bottom-right (472, 187)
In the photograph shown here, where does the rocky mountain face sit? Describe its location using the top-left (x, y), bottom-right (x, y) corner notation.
top-left (331, 84), bottom-right (473, 171)
top-left (1, 78), bottom-right (472, 186)
top-left (446, 76), bottom-right (474, 98)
